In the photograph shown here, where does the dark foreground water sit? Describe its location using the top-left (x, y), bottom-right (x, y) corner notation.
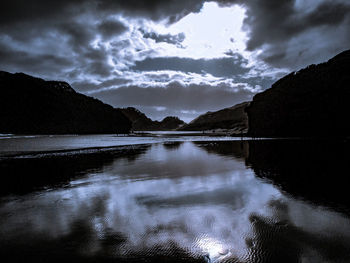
top-left (0, 139), bottom-right (350, 263)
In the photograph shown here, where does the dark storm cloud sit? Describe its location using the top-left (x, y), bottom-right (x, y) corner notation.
top-left (97, 19), bottom-right (128, 40)
top-left (0, 42), bottom-right (73, 76)
top-left (132, 55), bottom-right (250, 78)
top-left (0, 0), bottom-right (204, 80)
top-left (229, 0), bottom-right (350, 68)
top-left (92, 81), bottom-right (254, 112)
top-left (1, 0), bottom-right (349, 73)
top-left (241, 0), bottom-right (350, 51)
top-left (0, 0), bottom-right (206, 83)
top-left (142, 30), bottom-right (185, 46)
top-left (57, 22), bottom-right (95, 53)
top-left (304, 2), bottom-right (350, 27)
top-left (0, 0), bottom-right (204, 27)
top-left (70, 46), bottom-right (115, 78)
top-left (84, 61), bottom-right (113, 77)
top-left (0, 0), bottom-right (84, 26)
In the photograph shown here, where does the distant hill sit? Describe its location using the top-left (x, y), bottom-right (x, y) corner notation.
top-left (178, 102), bottom-right (249, 133)
top-left (120, 107), bottom-right (185, 131)
top-left (0, 71), bottom-right (131, 134)
top-left (120, 107), bottom-right (156, 130)
top-left (246, 49), bottom-right (350, 137)
top-left (159, 116), bottom-right (186, 130)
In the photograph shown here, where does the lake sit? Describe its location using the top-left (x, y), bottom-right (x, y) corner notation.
top-left (0, 135), bottom-right (350, 262)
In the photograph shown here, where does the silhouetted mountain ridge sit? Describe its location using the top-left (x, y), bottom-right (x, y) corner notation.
top-left (0, 71), bottom-right (131, 134)
top-left (246, 49), bottom-right (350, 137)
top-left (179, 102), bottom-right (249, 133)
top-left (120, 107), bottom-right (185, 131)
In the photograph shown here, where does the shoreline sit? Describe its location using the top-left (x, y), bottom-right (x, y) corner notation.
top-left (0, 143), bottom-right (154, 159)
top-left (0, 133), bottom-right (348, 159)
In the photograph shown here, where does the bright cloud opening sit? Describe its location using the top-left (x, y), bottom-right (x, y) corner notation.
top-left (148, 2), bottom-right (248, 59)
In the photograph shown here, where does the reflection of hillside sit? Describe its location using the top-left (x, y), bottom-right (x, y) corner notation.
top-left (163, 141), bottom-right (184, 150)
top-left (0, 145), bottom-right (150, 196)
top-left (195, 139), bottom-right (350, 212)
top-left (193, 141), bottom-right (249, 160)
top-left (246, 139), bottom-right (350, 212)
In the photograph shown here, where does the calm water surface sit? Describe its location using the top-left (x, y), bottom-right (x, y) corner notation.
top-left (0, 139), bottom-right (350, 262)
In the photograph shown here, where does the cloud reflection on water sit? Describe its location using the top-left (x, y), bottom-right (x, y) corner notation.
top-left (1, 141), bottom-right (350, 262)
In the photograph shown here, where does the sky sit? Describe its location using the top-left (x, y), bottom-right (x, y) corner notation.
top-left (1, 0), bottom-right (349, 122)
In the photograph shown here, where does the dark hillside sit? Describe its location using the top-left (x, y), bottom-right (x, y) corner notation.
top-left (246, 50), bottom-right (350, 137)
top-left (0, 71), bottom-right (131, 134)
